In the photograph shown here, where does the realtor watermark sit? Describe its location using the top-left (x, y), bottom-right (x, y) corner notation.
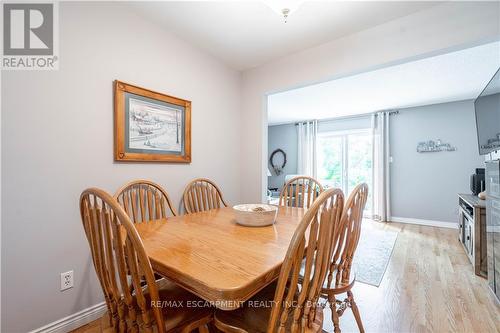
top-left (151, 299), bottom-right (323, 309)
top-left (1, 1), bottom-right (59, 70)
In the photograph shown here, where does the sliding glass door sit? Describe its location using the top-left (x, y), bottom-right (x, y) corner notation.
top-left (317, 129), bottom-right (373, 213)
top-left (317, 135), bottom-right (344, 188)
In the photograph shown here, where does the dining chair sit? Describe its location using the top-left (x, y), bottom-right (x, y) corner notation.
top-left (214, 188), bottom-right (344, 333)
top-left (279, 176), bottom-right (324, 209)
top-left (114, 179), bottom-right (177, 223)
top-left (80, 188), bottom-right (212, 333)
top-left (322, 183), bottom-right (369, 333)
top-left (182, 178), bottom-right (228, 214)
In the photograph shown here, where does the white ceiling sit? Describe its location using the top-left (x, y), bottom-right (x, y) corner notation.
top-left (130, 1), bottom-right (441, 70)
top-left (267, 41), bottom-right (500, 125)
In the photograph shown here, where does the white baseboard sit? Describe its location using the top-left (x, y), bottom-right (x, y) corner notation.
top-left (29, 302), bottom-right (107, 333)
top-left (390, 216), bottom-right (458, 229)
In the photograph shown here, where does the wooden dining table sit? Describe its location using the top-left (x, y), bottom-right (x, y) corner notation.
top-left (134, 206), bottom-right (306, 310)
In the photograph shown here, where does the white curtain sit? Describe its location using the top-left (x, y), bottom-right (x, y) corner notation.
top-left (297, 120), bottom-right (318, 178)
top-left (372, 112), bottom-right (391, 222)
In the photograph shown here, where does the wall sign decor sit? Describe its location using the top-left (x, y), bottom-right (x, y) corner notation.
top-left (269, 148), bottom-right (287, 175)
top-left (114, 80), bottom-right (191, 162)
top-left (416, 139), bottom-right (456, 153)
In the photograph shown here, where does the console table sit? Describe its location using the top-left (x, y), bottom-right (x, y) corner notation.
top-left (458, 193), bottom-right (487, 277)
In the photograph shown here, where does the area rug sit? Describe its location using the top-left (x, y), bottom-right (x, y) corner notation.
top-left (351, 220), bottom-right (399, 287)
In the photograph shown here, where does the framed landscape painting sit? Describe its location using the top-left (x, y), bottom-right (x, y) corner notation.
top-left (114, 80), bottom-right (191, 163)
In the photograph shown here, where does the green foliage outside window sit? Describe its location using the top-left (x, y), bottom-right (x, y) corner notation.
top-left (317, 131), bottom-right (373, 212)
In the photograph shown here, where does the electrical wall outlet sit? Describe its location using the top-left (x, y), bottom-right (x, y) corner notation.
top-left (60, 270), bottom-right (74, 291)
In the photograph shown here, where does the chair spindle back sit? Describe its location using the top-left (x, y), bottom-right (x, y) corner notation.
top-left (327, 183), bottom-right (369, 288)
top-left (279, 176), bottom-right (324, 209)
top-left (183, 178), bottom-right (228, 214)
top-left (80, 188), bottom-right (165, 333)
top-left (114, 180), bottom-right (177, 223)
top-left (268, 188), bottom-right (344, 332)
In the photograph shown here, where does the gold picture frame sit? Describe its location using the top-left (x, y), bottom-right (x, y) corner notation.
top-left (114, 80), bottom-right (191, 163)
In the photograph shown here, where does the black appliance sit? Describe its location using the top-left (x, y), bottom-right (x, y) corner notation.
top-left (470, 168), bottom-right (485, 195)
top-left (474, 67), bottom-right (500, 155)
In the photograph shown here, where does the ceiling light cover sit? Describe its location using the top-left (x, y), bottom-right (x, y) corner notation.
top-left (262, 0), bottom-right (305, 21)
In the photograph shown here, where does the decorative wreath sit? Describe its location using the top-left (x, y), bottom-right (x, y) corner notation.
top-left (270, 149), bottom-right (287, 175)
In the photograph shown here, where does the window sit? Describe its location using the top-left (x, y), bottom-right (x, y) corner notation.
top-left (317, 129), bottom-right (373, 214)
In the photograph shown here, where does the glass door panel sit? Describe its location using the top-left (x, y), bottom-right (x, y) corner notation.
top-left (317, 135), bottom-right (343, 189)
top-left (347, 133), bottom-right (373, 212)
top-left (317, 129), bottom-right (373, 215)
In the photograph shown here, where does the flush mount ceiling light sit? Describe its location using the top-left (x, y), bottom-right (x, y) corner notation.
top-left (262, 0), bottom-right (305, 23)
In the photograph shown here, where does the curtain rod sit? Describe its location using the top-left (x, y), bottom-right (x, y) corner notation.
top-left (291, 110), bottom-right (399, 126)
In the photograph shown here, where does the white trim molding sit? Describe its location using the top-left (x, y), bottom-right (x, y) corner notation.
top-left (391, 216), bottom-right (458, 229)
top-left (29, 302), bottom-right (107, 333)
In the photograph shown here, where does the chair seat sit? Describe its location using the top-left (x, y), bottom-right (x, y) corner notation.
top-left (214, 282), bottom-right (323, 333)
top-left (299, 260), bottom-right (356, 294)
top-left (142, 278), bottom-right (213, 332)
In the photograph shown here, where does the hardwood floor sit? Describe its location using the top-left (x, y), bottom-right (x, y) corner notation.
top-left (71, 222), bottom-right (500, 333)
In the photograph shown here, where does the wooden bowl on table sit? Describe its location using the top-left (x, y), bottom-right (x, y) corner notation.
top-left (233, 204), bottom-right (278, 227)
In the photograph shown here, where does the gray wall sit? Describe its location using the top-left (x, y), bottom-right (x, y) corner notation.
top-left (267, 100), bottom-right (484, 223)
top-left (1, 3), bottom-right (241, 332)
top-left (267, 124), bottom-right (297, 189)
top-left (390, 100), bottom-right (484, 222)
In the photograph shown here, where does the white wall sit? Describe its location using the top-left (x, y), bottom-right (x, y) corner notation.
top-left (317, 116), bottom-right (372, 133)
top-left (240, 2), bottom-right (500, 203)
top-left (1, 3), bottom-right (241, 332)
